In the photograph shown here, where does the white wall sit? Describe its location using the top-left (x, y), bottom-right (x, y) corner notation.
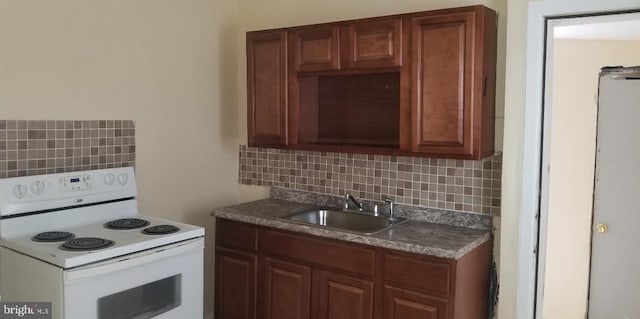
top-left (497, 0), bottom-right (528, 317)
top-left (500, 2), bottom-right (640, 318)
top-left (541, 39), bottom-right (640, 319)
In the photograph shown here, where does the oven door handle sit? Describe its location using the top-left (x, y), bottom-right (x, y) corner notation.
top-left (64, 237), bottom-right (203, 283)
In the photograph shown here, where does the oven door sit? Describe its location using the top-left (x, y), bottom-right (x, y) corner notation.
top-left (63, 237), bottom-right (203, 319)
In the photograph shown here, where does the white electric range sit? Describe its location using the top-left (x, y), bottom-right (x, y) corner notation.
top-left (0, 167), bottom-right (205, 319)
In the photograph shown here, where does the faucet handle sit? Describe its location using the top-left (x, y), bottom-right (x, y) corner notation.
top-left (345, 193), bottom-right (363, 211)
top-left (384, 197), bottom-right (395, 220)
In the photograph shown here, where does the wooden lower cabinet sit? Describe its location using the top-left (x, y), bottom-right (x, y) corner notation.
top-left (215, 248), bottom-right (256, 319)
top-left (215, 219), bottom-right (491, 319)
top-left (316, 270), bottom-right (373, 319)
top-left (259, 259), bottom-right (374, 319)
top-left (262, 257), bottom-right (312, 319)
top-left (384, 286), bottom-right (448, 319)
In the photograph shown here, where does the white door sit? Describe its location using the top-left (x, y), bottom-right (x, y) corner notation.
top-left (589, 68), bottom-right (640, 318)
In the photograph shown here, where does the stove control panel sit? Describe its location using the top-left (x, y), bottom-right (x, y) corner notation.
top-left (60, 175), bottom-right (92, 192)
top-left (0, 167), bottom-right (137, 216)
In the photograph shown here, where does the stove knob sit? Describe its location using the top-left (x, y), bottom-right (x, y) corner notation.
top-left (117, 173), bottom-right (128, 185)
top-left (31, 180), bottom-right (45, 195)
top-left (104, 173), bottom-right (115, 186)
top-left (12, 184), bottom-right (27, 199)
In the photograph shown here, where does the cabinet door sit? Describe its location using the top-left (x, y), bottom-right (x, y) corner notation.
top-left (410, 11), bottom-right (475, 157)
top-left (316, 270), bottom-right (374, 319)
top-left (384, 286), bottom-right (448, 319)
top-left (345, 18), bottom-right (402, 69)
top-left (247, 31), bottom-right (288, 146)
top-left (262, 257), bottom-right (312, 319)
top-left (215, 248), bottom-right (256, 319)
top-left (293, 26), bottom-right (340, 72)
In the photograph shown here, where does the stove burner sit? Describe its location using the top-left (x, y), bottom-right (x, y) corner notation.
top-left (142, 225), bottom-right (180, 235)
top-left (32, 231), bottom-right (75, 242)
top-left (60, 237), bottom-right (114, 251)
top-left (105, 218), bottom-right (150, 230)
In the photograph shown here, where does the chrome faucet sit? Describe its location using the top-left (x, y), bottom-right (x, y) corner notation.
top-left (384, 197), bottom-right (395, 221)
top-left (344, 193), bottom-right (363, 211)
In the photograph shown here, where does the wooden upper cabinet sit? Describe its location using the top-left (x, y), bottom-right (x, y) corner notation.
top-left (293, 26), bottom-right (341, 72)
top-left (245, 5), bottom-right (496, 159)
top-left (345, 18), bottom-right (402, 69)
top-left (247, 31), bottom-right (288, 146)
top-left (410, 7), bottom-right (496, 159)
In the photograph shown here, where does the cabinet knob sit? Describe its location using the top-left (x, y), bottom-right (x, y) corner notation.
top-left (595, 224), bottom-right (608, 233)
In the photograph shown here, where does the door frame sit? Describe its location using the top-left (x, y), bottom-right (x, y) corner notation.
top-left (519, 1), bottom-right (640, 318)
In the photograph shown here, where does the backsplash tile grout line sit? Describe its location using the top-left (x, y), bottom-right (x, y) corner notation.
top-left (0, 120), bottom-right (136, 179)
top-left (238, 145), bottom-right (502, 216)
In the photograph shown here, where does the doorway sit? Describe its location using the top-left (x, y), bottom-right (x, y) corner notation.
top-left (537, 13), bottom-right (640, 319)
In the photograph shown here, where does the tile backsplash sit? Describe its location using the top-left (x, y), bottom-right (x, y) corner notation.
top-left (0, 120), bottom-right (135, 178)
top-left (239, 145), bottom-right (502, 216)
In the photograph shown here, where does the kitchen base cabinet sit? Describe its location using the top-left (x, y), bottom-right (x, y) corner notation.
top-left (384, 286), bottom-right (448, 319)
top-left (215, 248), bottom-right (256, 319)
top-left (262, 257), bottom-right (312, 319)
top-left (214, 218), bottom-right (491, 319)
top-left (316, 270), bottom-right (374, 319)
top-left (215, 219), bottom-right (258, 319)
top-left (259, 227), bottom-right (375, 319)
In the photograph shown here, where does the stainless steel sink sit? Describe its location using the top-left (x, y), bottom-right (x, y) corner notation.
top-left (281, 209), bottom-right (408, 235)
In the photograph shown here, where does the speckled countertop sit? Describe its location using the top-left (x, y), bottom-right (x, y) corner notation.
top-left (212, 198), bottom-right (490, 259)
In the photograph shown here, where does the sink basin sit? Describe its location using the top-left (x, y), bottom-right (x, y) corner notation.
top-left (281, 209), bottom-right (408, 235)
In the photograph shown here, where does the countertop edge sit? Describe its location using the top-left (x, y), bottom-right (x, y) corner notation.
top-left (214, 210), bottom-right (490, 260)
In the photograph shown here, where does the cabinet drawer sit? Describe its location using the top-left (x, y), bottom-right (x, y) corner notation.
top-left (384, 255), bottom-right (451, 295)
top-left (260, 229), bottom-right (375, 277)
top-left (216, 219), bottom-right (258, 252)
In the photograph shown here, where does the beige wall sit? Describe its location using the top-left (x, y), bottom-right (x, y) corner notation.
top-left (0, 0), bottom-right (509, 317)
top-left (0, 1), bottom-right (273, 317)
top-left (541, 39), bottom-right (640, 319)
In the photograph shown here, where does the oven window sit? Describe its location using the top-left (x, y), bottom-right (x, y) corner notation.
top-left (98, 274), bottom-right (182, 319)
